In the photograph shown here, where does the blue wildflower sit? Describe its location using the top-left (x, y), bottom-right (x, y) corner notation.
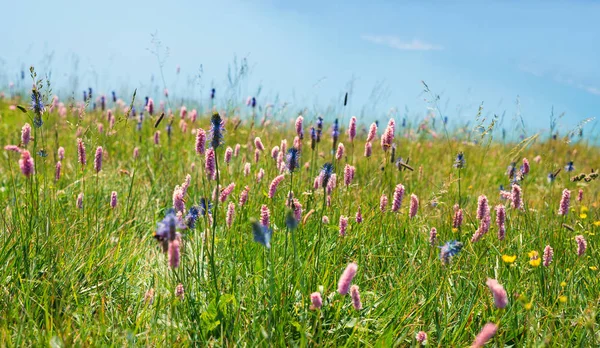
top-left (30, 89), bottom-right (44, 127)
top-left (185, 206), bottom-right (200, 229)
top-left (321, 162), bottom-right (334, 188)
top-left (100, 95), bottom-right (105, 111)
top-left (166, 124), bottom-right (172, 138)
top-left (310, 126), bottom-right (317, 150)
top-left (211, 88), bottom-right (216, 99)
top-left (316, 116), bottom-right (323, 142)
top-left (131, 106), bottom-right (137, 117)
top-left (547, 172), bottom-right (556, 183)
top-left (506, 162), bottom-right (516, 179)
top-left (155, 210), bottom-right (186, 251)
top-left (88, 87), bottom-right (92, 100)
top-left (21, 70), bottom-right (25, 80)
top-left (145, 96), bottom-right (149, 106)
top-left (209, 112), bottom-right (225, 149)
top-left (439, 240), bottom-right (463, 264)
top-left (252, 220), bottom-right (272, 249)
top-left (332, 118), bottom-right (339, 139)
top-left (453, 152), bottom-right (465, 169)
top-left (112, 91), bottom-right (116, 102)
top-left (198, 197), bottom-right (213, 216)
top-left (565, 161), bottom-right (574, 172)
top-left (443, 116), bottom-right (448, 124)
top-left (286, 148), bottom-right (300, 173)
top-left (251, 97), bottom-right (256, 108)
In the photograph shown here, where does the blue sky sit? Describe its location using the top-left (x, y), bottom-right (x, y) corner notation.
top-left (1, 0), bottom-right (599, 132)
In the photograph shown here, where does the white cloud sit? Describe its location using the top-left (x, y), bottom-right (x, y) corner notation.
top-left (361, 35), bottom-right (443, 51)
top-left (519, 63), bottom-right (600, 97)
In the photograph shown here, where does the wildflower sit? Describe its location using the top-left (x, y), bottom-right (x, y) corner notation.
top-left (254, 137), bottom-right (265, 152)
top-left (310, 127), bottom-right (317, 150)
top-left (55, 161), bottom-right (61, 181)
top-left (453, 206), bottom-right (464, 228)
top-left (590, 266), bottom-right (598, 271)
top-left (316, 116), bottom-right (323, 142)
top-left (251, 220), bottom-right (272, 249)
top-left (256, 168), bottom-right (265, 183)
top-left (343, 164), bottom-right (355, 187)
top-left (94, 146), bottom-right (103, 173)
top-left (347, 116), bottom-right (357, 142)
top-left (577, 189), bottom-right (583, 202)
top-left (291, 198), bottom-right (302, 222)
top-left (110, 191), bottom-right (117, 208)
top-left (429, 227), bottom-right (437, 246)
top-left (367, 122), bottom-right (377, 142)
top-left (439, 240), bottom-right (463, 264)
top-left (496, 205), bottom-right (506, 240)
top-left (453, 152), bottom-right (465, 169)
top-left (175, 283), bottom-right (184, 300)
top-left (511, 184), bottom-right (523, 210)
top-left (339, 215), bottom-right (348, 236)
top-left (409, 194), bottom-right (419, 218)
top-left (502, 255), bottom-right (516, 264)
top-left (477, 195), bottom-right (489, 220)
top-left (558, 189), bottom-right (570, 215)
top-left (335, 142), bottom-right (345, 160)
top-left (133, 147), bottom-right (139, 159)
top-left (506, 162), bottom-right (517, 179)
top-left (331, 118), bottom-right (339, 150)
top-left (575, 235), bottom-right (587, 256)
top-left (244, 162), bottom-right (251, 176)
top-left (381, 121), bottom-right (394, 151)
top-left (286, 148), bottom-right (300, 173)
top-left (543, 245), bottom-right (553, 266)
top-left (198, 197), bottom-right (212, 217)
top-left (392, 184), bottom-right (405, 212)
top-left (77, 138), bottom-right (86, 167)
top-left (184, 206), bottom-right (199, 229)
top-left (18, 150), bottom-right (34, 177)
top-left (356, 207), bottom-right (363, 223)
top-left (415, 331), bottom-right (427, 345)
top-left (364, 141), bottom-right (372, 157)
top-left (168, 239), bottom-right (181, 268)
top-left (260, 204), bottom-right (270, 227)
top-left (295, 115), bottom-right (304, 139)
top-left (76, 193), bottom-right (84, 209)
top-left (522, 158), bottom-right (530, 175)
top-left (21, 123), bottom-right (31, 146)
top-left (565, 161), bottom-right (574, 172)
top-left (338, 262), bottom-right (358, 295)
top-left (594, 221), bottom-right (600, 227)
top-left (380, 193), bottom-right (388, 213)
top-left (226, 202), bottom-right (235, 228)
top-left (205, 148), bottom-right (216, 179)
top-left (172, 186), bottom-right (185, 213)
top-left (195, 128), bottom-right (206, 155)
top-left (558, 295), bottom-right (567, 303)
top-left (155, 210), bottom-right (186, 252)
top-left (30, 88), bottom-right (44, 122)
top-left (486, 278), bottom-right (508, 309)
top-left (320, 163), bottom-right (334, 188)
top-left (220, 182), bottom-right (235, 202)
top-left (209, 112), bottom-right (225, 149)
top-left (267, 174), bottom-right (285, 199)
top-left (534, 155), bottom-right (541, 163)
top-left (528, 251), bottom-right (541, 267)
top-left (310, 292), bottom-right (322, 310)
top-left (239, 186), bottom-right (250, 207)
top-left (322, 215), bottom-right (329, 224)
top-left (472, 323), bottom-right (498, 348)
top-left (524, 302), bottom-right (533, 310)
top-left (350, 285), bottom-right (362, 310)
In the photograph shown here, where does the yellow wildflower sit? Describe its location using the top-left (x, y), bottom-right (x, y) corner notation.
top-left (590, 266), bottom-right (598, 271)
top-left (528, 250), bottom-right (541, 267)
top-left (593, 221), bottom-right (600, 227)
top-left (559, 296), bottom-right (567, 303)
top-left (580, 213), bottom-right (588, 219)
top-left (502, 255), bottom-right (517, 263)
top-left (524, 303), bottom-right (533, 310)
top-left (581, 206), bottom-right (589, 213)
top-left (560, 281), bottom-right (567, 287)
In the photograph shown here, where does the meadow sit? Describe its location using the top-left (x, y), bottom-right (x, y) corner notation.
top-left (0, 71), bottom-right (599, 347)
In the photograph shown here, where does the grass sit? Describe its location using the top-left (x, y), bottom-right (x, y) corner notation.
top-left (0, 87), bottom-right (598, 347)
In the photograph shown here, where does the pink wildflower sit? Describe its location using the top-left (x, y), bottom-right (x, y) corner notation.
top-left (338, 262), bottom-right (358, 295)
top-left (260, 204), bottom-right (270, 227)
top-left (391, 184), bottom-right (405, 212)
top-left (310, 292), bottom-right (322, 310)
top-left (472, 323), bottom-right (497, 348)
top-left (19, 150), bottom-right (34, 177)
top-left (558, 189), bottom-right (570, 215)
top-left (339, 215), bottom-right (348, 236)
top-left (409, 194), bottom-right (419, 218)
top-left (350, 285), bottom-right (362, 310)
top-left (486, 278), bottom-right (508, 309)
top-left (268, 174), bottom-right (285, 199)
top-left (543, 245), bottom-right (553, 267)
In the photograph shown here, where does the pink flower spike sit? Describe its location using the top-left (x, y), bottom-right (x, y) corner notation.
top-left (337, 262), bottom-right (358, 295)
